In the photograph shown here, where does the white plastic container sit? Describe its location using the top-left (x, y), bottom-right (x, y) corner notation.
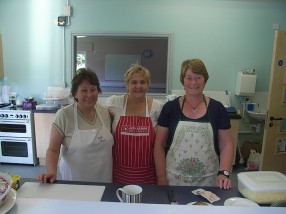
top-left (237, 171), bottom-right (286, 204)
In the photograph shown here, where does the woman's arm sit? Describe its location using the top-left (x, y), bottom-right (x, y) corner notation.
top-left (37, 126), bottom-right (63, 183)
top-left (217, 129), bottom-right (234, 189)
top-left (154, 125), bottom-right (169, 185)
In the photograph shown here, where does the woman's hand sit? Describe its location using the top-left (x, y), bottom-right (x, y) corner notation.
top-left (217, 175), bottom-right (232, 189)
top-left (157, 176), bottom-right (169, 185)
top-left (37, 172), bottom-right (57, 183)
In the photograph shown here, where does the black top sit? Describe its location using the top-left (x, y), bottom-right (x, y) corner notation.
top-left (158, 97), bottom-right (231, 156)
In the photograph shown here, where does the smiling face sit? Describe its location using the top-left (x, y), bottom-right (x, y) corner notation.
top-left (74, 80), bottom-right (99, 109)
top-left (127, 72), bottom-right (149, 98)
top-left (183, 69), bottom-right (206, 96)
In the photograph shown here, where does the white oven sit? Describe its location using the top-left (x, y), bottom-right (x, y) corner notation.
top-left (0, 110), bottom-right (38, 165)
top-left (0, 118), bottom-right (33, 138)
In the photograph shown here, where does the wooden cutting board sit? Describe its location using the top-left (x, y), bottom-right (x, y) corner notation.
top-left (17, 182), bottom-right (105, 201)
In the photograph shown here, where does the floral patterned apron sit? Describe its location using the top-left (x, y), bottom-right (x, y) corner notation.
top-left (166, 97), bottom-right (219, 186)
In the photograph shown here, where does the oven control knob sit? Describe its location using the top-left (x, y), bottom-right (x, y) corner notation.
top-left (19, 115), bottom-right (23, 118)
top-left (5, 114), bottom-right (8, 118)
top-left (0, 114), bottom-right (3, 117)
top-left (23, 115), bottom-right (27, 118)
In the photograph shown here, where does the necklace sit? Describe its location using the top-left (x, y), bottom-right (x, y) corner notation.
top-left (184, 95), bottom-right (204, 113)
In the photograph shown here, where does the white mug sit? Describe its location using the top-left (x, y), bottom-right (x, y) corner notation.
top-left (116, 185), bottom-right (142, 203)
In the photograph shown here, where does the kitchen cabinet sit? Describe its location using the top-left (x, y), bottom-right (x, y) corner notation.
top-left (34, 112), bottom-right (56, 166)
top-left (0, 34), bottom-right (4, 77)
top-left (230, 118), bottom-right (241, 168)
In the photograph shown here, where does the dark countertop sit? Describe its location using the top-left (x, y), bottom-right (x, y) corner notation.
top-left (228, 113), bottom-right (241, 120)
top-left (32, 109), bottom-right (242, 119)
top-left (19, 178), bottom-right (245, 206)
top-left (33, 109), bottom-right (60, 113)
top-left (4, 104), bottom-right (242, 119)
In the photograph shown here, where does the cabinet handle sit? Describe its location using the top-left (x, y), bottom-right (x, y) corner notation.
top-left (270, 117), bottom-right (284, 121)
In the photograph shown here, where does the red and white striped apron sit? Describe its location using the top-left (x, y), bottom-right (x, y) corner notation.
top-left (113, 97), bottom-right (156, 184)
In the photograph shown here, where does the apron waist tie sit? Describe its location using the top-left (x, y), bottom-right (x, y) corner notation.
top-left (113, 164), bottom-right (156, 184)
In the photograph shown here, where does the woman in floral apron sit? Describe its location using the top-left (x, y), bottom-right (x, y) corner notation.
top-left (154, 59), bottom-right (234, 189)
top-left (106, 64), bottom-right (163, 184)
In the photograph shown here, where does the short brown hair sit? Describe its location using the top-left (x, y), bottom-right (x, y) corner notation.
top-left (180, 59), bottom-right (209, 85)
top-left (71, 68), bottom-right (102, 101)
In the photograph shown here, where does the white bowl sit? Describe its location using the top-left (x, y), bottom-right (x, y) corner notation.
top-left (0, 172), bottom-right (13, 208)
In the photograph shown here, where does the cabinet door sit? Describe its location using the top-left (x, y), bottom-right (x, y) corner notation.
top-left (230, 119), bottom-right (240, 165)
top-left (34, 113), bottom-right (55, 165)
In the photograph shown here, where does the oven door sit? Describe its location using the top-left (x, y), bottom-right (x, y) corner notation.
top-left (0, 119), bottom-right (32, 138)
top-left (0, 137), bottom-right (38, 165)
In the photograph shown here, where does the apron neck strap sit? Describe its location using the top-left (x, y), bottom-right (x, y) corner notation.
top-left (74, 103), bottom-right (106, 128)
top-left (73, 103), bottom-right (79, 130)
top-left (123, 95), bottom-right (149, 117)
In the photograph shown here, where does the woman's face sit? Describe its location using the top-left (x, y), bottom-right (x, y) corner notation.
top-left (75, 80), bottom-right (99, 108)
top-left (183, 69), bottom-right (205, 96)
top-left (127, 72), bottom-right (149, 98)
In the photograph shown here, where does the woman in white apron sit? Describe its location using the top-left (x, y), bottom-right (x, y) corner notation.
top-left (38, 68), bottom-right (113, 183)
top-left (154, 59), bottom-right (234, 189)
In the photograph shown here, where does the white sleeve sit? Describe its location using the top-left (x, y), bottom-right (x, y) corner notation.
top-left (104, 95), bottom-right (125, 133)
top-left (105, 95), bottom-right (116, 108)
top-left (150, 99), bottom-right (164, 126)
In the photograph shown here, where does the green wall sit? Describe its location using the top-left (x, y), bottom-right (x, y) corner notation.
top-left (0, 0), bottom-right (285, 102)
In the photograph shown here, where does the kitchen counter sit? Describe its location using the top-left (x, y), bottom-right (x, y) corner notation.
top-left (6, 179), bottom-right (284, 214)
top-left (16, 178), bottom-right (270, 205)
top-left (228, 113), bottom-right (241, 120)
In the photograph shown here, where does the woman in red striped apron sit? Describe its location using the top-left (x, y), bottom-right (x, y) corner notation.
top-left (106, 64), bottom-right (163, 184)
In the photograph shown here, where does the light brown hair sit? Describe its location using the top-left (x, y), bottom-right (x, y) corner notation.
top-left (180, 59), bottom-right (209, 85)
top-left (124, 64), bottom-right (151, 88)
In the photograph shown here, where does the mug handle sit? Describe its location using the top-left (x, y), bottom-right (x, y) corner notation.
top-left (116, 188), bottom-right (123, 202)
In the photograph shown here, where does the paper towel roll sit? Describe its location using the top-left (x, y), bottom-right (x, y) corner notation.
top-left (2, 85), bottom-right (10, 103)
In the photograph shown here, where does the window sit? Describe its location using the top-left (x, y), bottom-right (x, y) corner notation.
top-left (72, 33), bottom-right (172, 96)
top-left (76, 51), bottom-right (86, 70)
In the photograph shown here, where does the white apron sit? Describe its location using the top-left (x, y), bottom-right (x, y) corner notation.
top-left (59, 103), bottom-right (114, 182)
top-left (166, 98), bottom-right (219, 186)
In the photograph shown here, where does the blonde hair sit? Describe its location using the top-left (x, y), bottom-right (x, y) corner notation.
top-left (180, 59), bottom-right (209, 85)
top-left (124, 64), bottom-right (151, 87)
